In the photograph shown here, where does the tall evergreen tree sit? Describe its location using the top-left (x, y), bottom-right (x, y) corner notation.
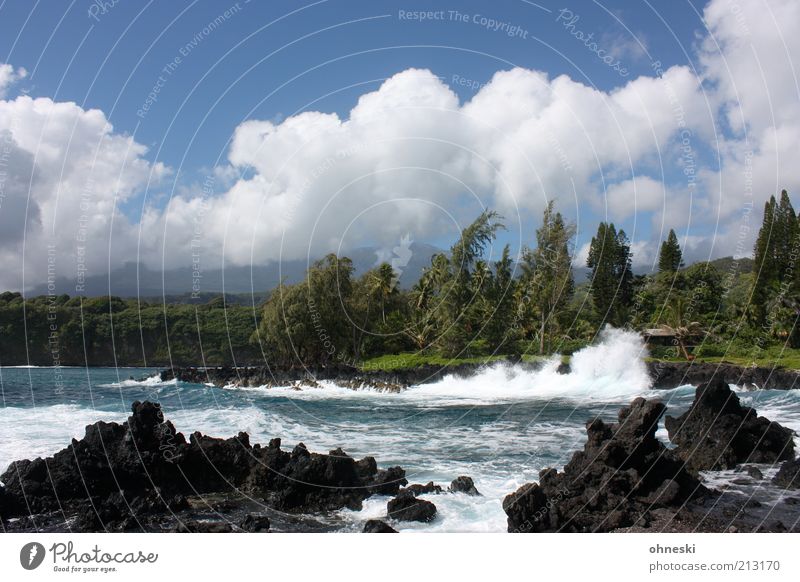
top-left (658, 229), bottom-right (683, 272)
top-left (587, 222), bottom-right (634, 327)
top-left (751, 195), bottom-right (781, 325)
top-left (519, 202), bottom-right (575, 354)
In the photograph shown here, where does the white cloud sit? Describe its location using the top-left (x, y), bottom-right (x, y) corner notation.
top-left (0, 95), bottom-right (168, 289)
top-left (1, 0), bottom-right (799, 291)
top-left (0, 63), bottom-right (27, 98)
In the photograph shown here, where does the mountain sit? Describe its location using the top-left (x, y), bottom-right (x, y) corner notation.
top-left (28, 242), bottom-right (444, 299)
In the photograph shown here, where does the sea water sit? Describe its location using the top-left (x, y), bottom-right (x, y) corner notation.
top-left (2, 328), bottom-right (799, 532)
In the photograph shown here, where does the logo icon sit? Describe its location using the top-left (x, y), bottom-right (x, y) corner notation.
top-left (20, 542), bottom-right (45, 570)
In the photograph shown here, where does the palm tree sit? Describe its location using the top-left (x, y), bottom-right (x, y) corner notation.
top-left (658, 296), bottom-right (704, 360)
top-left (369, 263), bottom-right (396, 324)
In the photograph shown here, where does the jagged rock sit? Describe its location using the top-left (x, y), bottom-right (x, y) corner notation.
top-left (449, 476), bottom-right (480, 495)
top-left (387, 492), bottom-right (437, 523)
top-left (363, 519), bottom-right (397, 533)
top-left (0, 401), bottom-right (408, 529)
top-left (399, 482), bottom-right (442, 496)
top-left (172, 519), bottom-right (234, 533)
top-left (744, 466), bottom-right (764, 480)
top-left (503, 397), bottom-right (707, 533)
top-left (239, 514), bottom-right (271, 532)
top-left (367, 465), bottom-right (408, 496)
top-left (665, 378), bottom-right (795, 472)
top-left (772, 457), bottom-right (800, 489)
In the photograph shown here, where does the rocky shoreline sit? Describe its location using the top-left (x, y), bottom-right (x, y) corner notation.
top-left (2, 378), bottom-right (799, 533)
top-left (160, 359), bottom-right (800, 391)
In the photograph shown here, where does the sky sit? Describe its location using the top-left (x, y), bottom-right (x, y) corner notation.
top-left (0, 0), bottom-right (798, 292)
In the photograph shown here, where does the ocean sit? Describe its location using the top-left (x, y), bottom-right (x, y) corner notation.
top-left (2, 328), bottom-right (799, 532)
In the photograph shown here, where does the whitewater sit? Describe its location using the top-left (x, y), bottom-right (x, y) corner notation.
top-left (2, 327), bottom-right (799, 532)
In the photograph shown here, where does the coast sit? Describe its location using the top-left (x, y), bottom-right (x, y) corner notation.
top-left (160, 359), bottom-right (800, 391)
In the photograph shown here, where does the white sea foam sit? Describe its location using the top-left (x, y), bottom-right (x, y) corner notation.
top-left (227, 326), bottom-right (653, 406)
top-left (0, 405), bottom-right (127, 474)
top-left (97, 376), bottom-right (176, 388)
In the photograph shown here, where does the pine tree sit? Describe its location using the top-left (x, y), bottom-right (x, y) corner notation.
top-left (587, 222), bottom-right (634, 327)
top-left (751, 195), bottom-right (779, 325)
top-left (658, 229), bottom-right (683, 272)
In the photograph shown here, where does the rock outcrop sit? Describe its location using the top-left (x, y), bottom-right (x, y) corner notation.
top-left (363, 519), bottom-right (398, 533)
top-left (449, 476), bottom-right (480, 495)
top-left (0, 401), bottom-right (408, 531)
top-left (503, 398), bottom-right (707, 532)
top-left (647, 362), bottom-right (799, 390)
top-left (772, 457), bottom-right (800, 490)
top-left (665, 378), bottom-right (795, 472)
top-left (387, 492), bottom-right (437, 522)
top-left (399, 482), bottom-right (442, 497)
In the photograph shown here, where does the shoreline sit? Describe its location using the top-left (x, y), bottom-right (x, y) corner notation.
top-left (159, 360), bottom-right (800, 391)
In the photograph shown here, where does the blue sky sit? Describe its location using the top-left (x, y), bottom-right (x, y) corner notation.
top-left (0, 0), bottom-right (798, 290)
top-left (3, 1), bottom-right (707, 171)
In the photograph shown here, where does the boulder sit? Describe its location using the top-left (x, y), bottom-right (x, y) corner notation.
top-left (387, 492), bottom-right (437, 523)
top-left (503, 397), bottom-right (707, 532)
top-left (399, 481), bottom-right (442, 496)
top-left (239, 514), bottom-right (271, 532)
top-left (449, 476), bottom-right (480, 495)
top-left (665, 378), bottom-right (795, 472)
top-left (363, 519), bottom-right (398, 533)
top-left (772, 457), bottom-right (800, 490)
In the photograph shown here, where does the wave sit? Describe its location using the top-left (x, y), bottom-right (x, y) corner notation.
top-left (0, 404), bottom-right (128, 474)
top-left (223, 327), bottom-right (652, 406)
top-left (97, 375), bottom-right (177, 388)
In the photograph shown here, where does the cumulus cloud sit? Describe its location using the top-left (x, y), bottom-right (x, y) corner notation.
top-left (0, 63), bottom-right (27, 98)
top-left (0, 95), bottom-right (168, 289)
top-left (1, 0), bottom-right (798, 291)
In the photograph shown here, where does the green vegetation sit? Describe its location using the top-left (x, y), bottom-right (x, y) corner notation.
top-left (4, 190), bottom-right (800, 369)
top-left (0, 294), bottom-right (261, 366)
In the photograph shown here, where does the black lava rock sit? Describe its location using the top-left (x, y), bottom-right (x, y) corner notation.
top-left (0, 401), bottom-right (409, 530)
top-left (399, 482), bottom-right (442, 496)
top-left (503, 397), bottom-right (707, 533)
top-left (773, 457), bottom-right (800, 490)
top-left (363, 519), bottom-right (398, 533)
top-left (449, 476), bottom-right (480, 495)
top-left (665, 378), bottom-right (795, 472)
top-left (387, 492), bottom-right (437, 523)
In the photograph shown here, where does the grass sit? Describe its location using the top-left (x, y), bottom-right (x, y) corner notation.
top-left (646, 345), bottom-right (800, 370)
top-left (358, 352), bottom-right (562, 372)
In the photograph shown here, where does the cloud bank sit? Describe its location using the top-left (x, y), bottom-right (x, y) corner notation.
top-left (0, 0), bottom-right (798, 291)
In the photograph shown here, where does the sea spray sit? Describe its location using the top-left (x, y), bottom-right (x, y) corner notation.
top-left (396, 325), bottom-right (652, 404)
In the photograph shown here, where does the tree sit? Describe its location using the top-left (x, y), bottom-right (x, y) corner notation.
top-left (438, 210), bottom-right (504, 356)
top-left (483, 244), bottom-right (517, 351)
top-left (519, 202), bottom-right (575, 354)
top-left (586, 222), bottom-right (633, 327)
top-left (750, 191), bottom-right (798, 327)
top-left (658, 229), bottom-right (683, 272)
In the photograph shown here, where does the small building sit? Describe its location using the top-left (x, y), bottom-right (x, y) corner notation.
top-left (642, 328), bottom-right (676, 346)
